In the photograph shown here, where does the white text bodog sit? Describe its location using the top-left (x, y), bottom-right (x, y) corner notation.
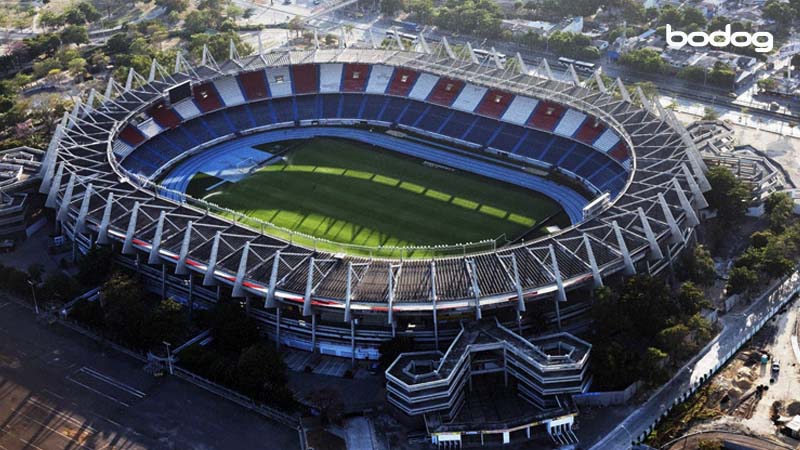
top-left (666, 24), bottom-right (773, 53)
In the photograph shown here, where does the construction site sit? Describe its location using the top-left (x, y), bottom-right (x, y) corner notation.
top-left (649, 298), bottom-right (800, 449)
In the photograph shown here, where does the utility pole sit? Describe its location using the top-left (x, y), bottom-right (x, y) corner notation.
top-left (27, 279), bottom-right (39, 315)
top-left (163, 341), bottom-right (174, 375)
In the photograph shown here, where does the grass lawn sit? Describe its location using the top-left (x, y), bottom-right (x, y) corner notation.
top-left (187, 138), bottom-right (567, 256)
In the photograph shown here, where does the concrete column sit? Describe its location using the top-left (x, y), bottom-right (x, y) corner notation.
top-left (638, 207), bottom-right (664, 260)
top-left (275, 304), bottom-right (282, 350)
top-left (122, 201), bottom-right (140, 255)
top-left (672, 178), bottom-right (699, 227)
top-left (311, 313), bottom-right (317, 353)
top-left (175, 221), bottom-right (194, 275)
top-left (467, 259), bottom-right (482, 320)
top-left (583, 234), bottom-right (603, 288)
top-left (682, 163), bottom-right (708, 209)
top-left (612, 221), bottom-right (635, 275)
top-left (343, 262), bottom-right (353, 322)
top-left (548, 245), bottom-right (566, 303)
top-left (387, 266), bottom-right (395, 325)
top-left (265, 251), bottom-right (281, 308)
top-left (303, 257), bottom-right (315, 317)
top-left (188, 275), bottom-right (194, 317)
top-left (45, 162), bottom-right (64, 209)
top-left (511, 253), bottom-right (525, 313)
top-left (203, 231), bottom-right (221, 286)
top-left (75, 183), bottom-right (93, 235)
top-left (161, 263), bottom-right (167, 300)
top-left (431, 261), bottom-right (439, 351)
top-left (97, 192), bottom-right (114, 245)
top-left (57, 173), bottom-right (76, 224)
top-left (232, 241), bottom-right (250, 298)
top-left (148, 211), bottom-right (166, 264)
top-left (350, 318), bottom-right (356, 368)
top-left (659, 193), bottom-right (683, 244)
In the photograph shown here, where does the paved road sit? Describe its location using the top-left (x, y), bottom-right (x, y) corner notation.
top-left (0, 298), bottom-right (299, 450)
top-left (587, 272), bottom-right (800, 450)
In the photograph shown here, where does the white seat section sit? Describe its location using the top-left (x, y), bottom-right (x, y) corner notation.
top-left (365, 65), bottom-right (394, 94)
top-left (172, 98), bottom-right (201, 120)
top-left (113, 140), bottom-right (134, 158)
top-left (137, 118), bottom-right (162, 139)
top-left (266, 66), bottom-right (293, 97)
top-left (213, 76), bottom-right (245, 106)
top-left (593, 129), bottom-right (620, 152)
top-left (554, 109), bottom-right (587, 137)
top-left (408, 73), bottom-right (438, 100)
top-left (451, 84), bottom-right (487, 112)
top-left (319, 64), bottom-right (343, 93)
top-left (502, 96), bottom-right (538, 125)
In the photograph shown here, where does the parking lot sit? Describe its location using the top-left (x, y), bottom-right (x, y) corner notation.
top-left (0, 298), bottom-right (299, 450)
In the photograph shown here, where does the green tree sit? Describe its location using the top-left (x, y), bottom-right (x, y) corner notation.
top-left (679, 245), bottom-right (716, 285)
top-left (763, 0), bottom-right (794, 29)
top-left (101, 273), bottom-right (150, 349)
top-left (380, 0), bottom-right (405, 15)
top-left (697, 440), bottom-right (724, 450)
top-left (658, 323), bottom-right (693, 360)
top-left (765, 191), bottom-right (794, 232)
top-left (378, 335), bottom-right (414, 368)
top-left (677, 282), bottom-right (710, 316)
top-left (60, 25), bottom-right (89, 45)
top-left (156, 0), bottom-right (189, 12)
top-left (639, 346), bottom-right (669, 385)
top-left (236, 343), bottom-right (293, 408)
top-left (726, 266), bottom-right (759, 295)
top-left (619, 48), bottom-right (665, 73)
top-left (705, 166), bottom-right (750, 222)
top-left (210, 302), bottom-right (260, 354)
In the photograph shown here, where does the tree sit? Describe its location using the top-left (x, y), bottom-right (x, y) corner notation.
top-left (679, 245), bottom-right (716, 285)
top-left (101, 273), bottom-right (150, 349)
top-left (705, 166), bottom-right (750, 222)
top-left (702, 107), bottom-right (719, 121)
top-left (306, 387), bottom-right (344, 424)
top-left (77, 245), bottom-right (114, 286)
top-left (726, 266), bottom-right (759, 295)
top-left (765, 192), bottom-right (794, 232)
top-left (380, 0), bottom-right (404, 15)
top-left (144, 297), bottom-right (190, 348)
top-left (639, 347), bottom-right (669, 385)
top-left (407, 0), bottom-right (435, 24)
top-left (60, 25), bottom-right (89, 45)
top-left (658, 323), bottom-right (693, 360)
top-left (763, 0), bottom-right (794, 29)
top-left (619, 48), bottom-right (665, 74)
top-left (236, 343), bottom-right (293, 408)
top-left (210, 302), bottom-right (260, 354)
top-left (156, 0), bottom-right (189, 12)
top-left (677, 282), bottom-right (710, 316)
top-left (67, 57), bottom-right (87, 74)
top-left (697, 439), bottom-right (724, 450)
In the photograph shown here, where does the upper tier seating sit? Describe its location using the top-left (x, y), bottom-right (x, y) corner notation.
top-left (213, 76), bottom-right (246, 107)
top-left (238, 70), bottom-right (270, 100)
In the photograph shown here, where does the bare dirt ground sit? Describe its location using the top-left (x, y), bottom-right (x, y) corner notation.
top-left (670, 299), bottom-right (800, 448)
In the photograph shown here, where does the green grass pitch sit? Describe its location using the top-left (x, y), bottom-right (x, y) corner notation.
top-left (186, 138), bottom-right (567, 256)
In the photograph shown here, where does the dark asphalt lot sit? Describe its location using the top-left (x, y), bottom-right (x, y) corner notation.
top-left (0, 297), bottom-right (299, 450)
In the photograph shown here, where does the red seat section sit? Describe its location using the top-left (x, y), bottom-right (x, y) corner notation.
top-left (238, 70), bottom-right (269, 100)
top-left (386, 68), bottom-right (418, 96)
top-left (192, 82), bottom-right (223, 112)
top-left (427, 78), bottom-right (465, 106)
top-left (575, 120), bottom-right (606, 144)
top-left (342, 64), bottom-right (370, 92)
top-left (291, 64), bottom-right (318, 94)
top-left (476, 90), bottom-right (513, 118)
top-left (119, 125), bottom-right (146, 146)
top-left (529, 101), bottom-right (566, 131)
top-left (608, 142), bottom-right (630, 163)
top-left (148, 102), bottom-right (181, 129)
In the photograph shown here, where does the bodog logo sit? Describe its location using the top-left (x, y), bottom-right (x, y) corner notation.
top-left (666, 24), bottom-right (773, 53)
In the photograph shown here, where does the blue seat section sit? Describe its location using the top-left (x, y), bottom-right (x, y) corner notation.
top-left (201, 111), bottom-right (235, 137)
top-left (361, 96), bottom-right (388, 121)
top-left (463, 117), bottom-right (496, 146)
top-left (226, 106), bottom-right (254, 130)
top-left (380, 97), bottom-right (408, 122)
top-left (439, 111), bottom-right (474, 140)
top-left (490, 124), bottom-right (526, 152)
top-left (322, 94), bottom-right (341, 118)
top-left (122, 94), bottom-right (628, 200)
top-left (180, 120), bottom-right (216, 143)
top-left (271, 97), bottom-right (295, 122)
top-left (295, 95), bottom-right (318, 120)
top-left (249, 99), bottom-right (277, 124)
top-left (416, 105), bottom-right (451, 133)
top-left (341, 94), bottom-right (364, 118)
top-left (398, 101), bottom-right (426, 126)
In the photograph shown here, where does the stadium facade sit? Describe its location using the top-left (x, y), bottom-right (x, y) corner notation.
top-left (40, 42), bottom-right (709, 445)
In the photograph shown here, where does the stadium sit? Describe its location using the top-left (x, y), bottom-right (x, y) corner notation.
top-left (40, 40), bottom-right (709, 444)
